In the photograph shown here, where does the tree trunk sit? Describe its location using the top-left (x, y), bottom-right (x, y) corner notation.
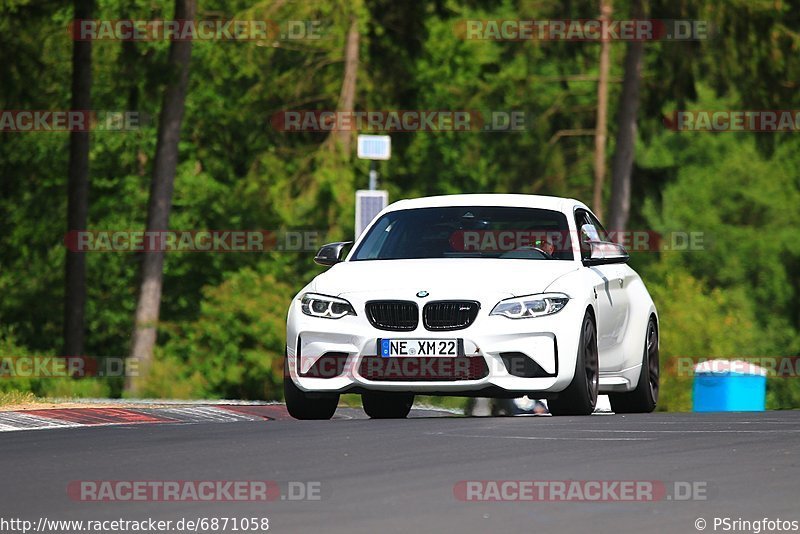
top-left (592, 0), bottom-right (612, 219)
top-left (332, 15), bottom-right (359, 155)
top-left (608, 0), bottom-right (644, 232)
top-left (64, 0), bottom-right (93, 357)
top-left (126, 0), bottom-right (196, 394)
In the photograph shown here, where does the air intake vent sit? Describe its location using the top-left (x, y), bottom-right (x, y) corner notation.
top-left (358, 356), bottom-right (489, 381)
top-left (298, 352), bottom-right (349, 379)
top-left (499, 352), bottom-right (555, 378)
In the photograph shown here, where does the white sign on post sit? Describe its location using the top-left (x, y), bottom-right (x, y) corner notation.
top-left (355, 190), bottom-right (388, 239)
top-left (355, 134), bottom-right (391, 238)
top-left (357, 135), bottom-right (391, 160)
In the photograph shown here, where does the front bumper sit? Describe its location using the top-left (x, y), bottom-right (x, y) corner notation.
top-left (286, 296), bottom-right (585, 395)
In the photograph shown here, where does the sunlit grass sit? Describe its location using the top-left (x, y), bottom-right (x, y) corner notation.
top-left (0, 390), bottom-right (40, 407)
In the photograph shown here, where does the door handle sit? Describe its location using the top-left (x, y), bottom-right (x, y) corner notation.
top-left (618, 278), bottom-right (624, 288)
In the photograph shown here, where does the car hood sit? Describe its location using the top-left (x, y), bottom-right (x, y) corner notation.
top-left (311, 258), bottom-right (579, 299)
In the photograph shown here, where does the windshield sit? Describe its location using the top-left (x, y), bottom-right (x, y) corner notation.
top-left (351, 206), bottom-right (574, 261)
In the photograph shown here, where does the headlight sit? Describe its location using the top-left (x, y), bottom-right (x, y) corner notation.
top-left (300, 293), bottom-right (356, 319)
top-left (490, 293), bottom-right (569, 319)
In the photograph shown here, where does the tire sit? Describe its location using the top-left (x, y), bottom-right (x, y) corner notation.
top-left (362, 392), bottom-right (414, 419)
top-left (548, 311), bottom-right (599, 416)
top-left (284, 355), bottom-right (339, 420)
top-left (610, 317), bottom-right (659, 414)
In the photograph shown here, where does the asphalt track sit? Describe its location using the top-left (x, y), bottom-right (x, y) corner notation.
top-left (1, 409), bottom-right (798, 534)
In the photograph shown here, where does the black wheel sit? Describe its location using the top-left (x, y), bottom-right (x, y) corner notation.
top-left (610, 317), bottom-right (659, 413)
top-left (548, 311), bottom-right (599, 416)
top-left (362, 392), bottom-right (414, 419)
top-left (283, 356), bottom-right (339, 420)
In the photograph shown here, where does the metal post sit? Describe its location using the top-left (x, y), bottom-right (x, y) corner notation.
top-left (368, 160), bottom-right (377, 191)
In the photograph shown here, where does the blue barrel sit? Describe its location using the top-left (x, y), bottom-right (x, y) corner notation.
top-left (692, 360), bottom-right (767, 412)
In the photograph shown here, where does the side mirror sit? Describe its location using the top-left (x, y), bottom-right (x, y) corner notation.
top-left (580, 223), bottom-right (601, 242)
top-left (314, 242), bottom-right (353, 266)
top-left (583, 240), bottom-right (629, 266)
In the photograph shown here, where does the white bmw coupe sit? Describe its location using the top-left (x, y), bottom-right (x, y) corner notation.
top-left (285, 194), bottom-right (659, 419)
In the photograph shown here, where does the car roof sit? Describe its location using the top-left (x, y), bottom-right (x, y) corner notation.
top-left (383, 193), bottom-right (588, 215)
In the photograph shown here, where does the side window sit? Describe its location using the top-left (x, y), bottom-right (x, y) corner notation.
top-left (354, 215), bottom-right (393, 259)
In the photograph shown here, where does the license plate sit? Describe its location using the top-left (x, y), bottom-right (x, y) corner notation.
top-left (379, 339), bottom-right (459, 358)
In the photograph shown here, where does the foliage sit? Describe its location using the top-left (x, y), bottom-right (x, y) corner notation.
top-left (151, 267), bottom-right (294, 399)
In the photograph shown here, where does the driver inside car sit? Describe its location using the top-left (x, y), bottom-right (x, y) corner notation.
top-left (534, 237), bottom-right (556, 257)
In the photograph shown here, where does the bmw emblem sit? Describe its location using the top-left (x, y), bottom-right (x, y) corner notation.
top-left (416, 290), bottom-right (429, 298)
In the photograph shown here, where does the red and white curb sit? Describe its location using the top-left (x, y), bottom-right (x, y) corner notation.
top-left (0, 404), bottom-right (293, 433)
